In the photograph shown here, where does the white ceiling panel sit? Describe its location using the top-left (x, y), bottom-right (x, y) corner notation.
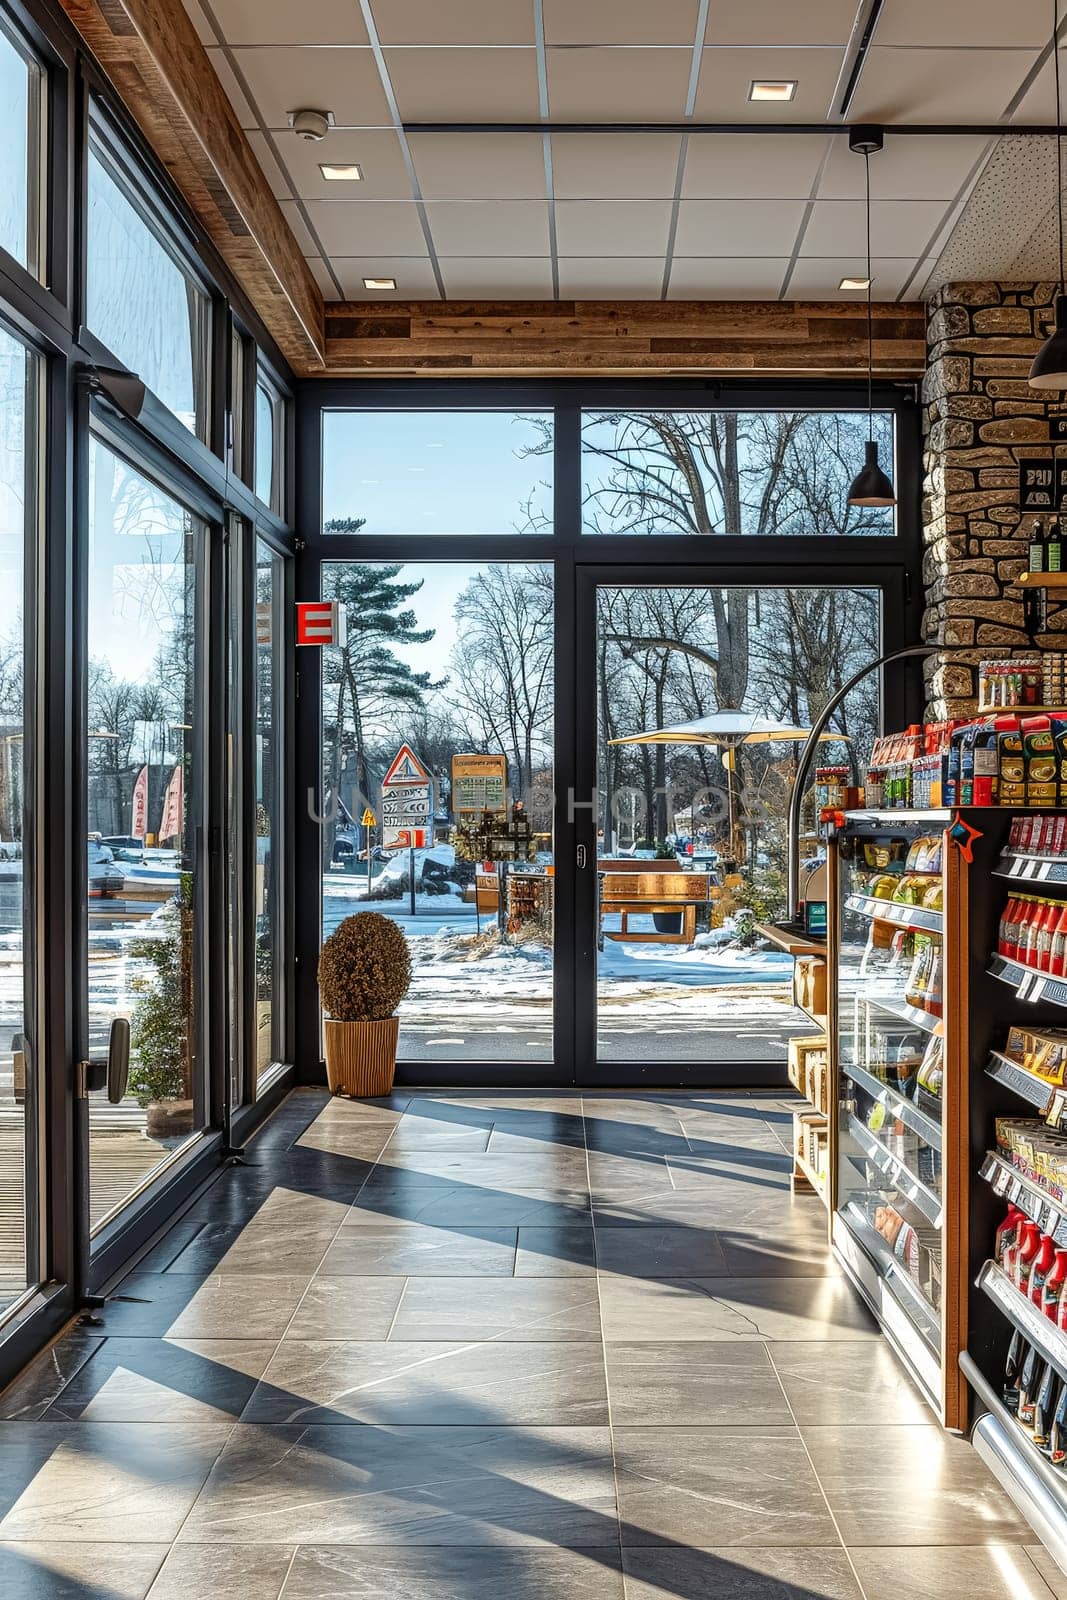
top-left (850, 45), bottom-right (1039, 123)
top-left (205, 48), bottom-right (259, 128)
top-left (668, 258), bottom-right (790, 297)
top-left (555, 199), bottom-right (673, 256)
top-left (558, 258), bottom-right (665, 296)
top-left (704, 1), bottom-right (863, 46)
top-left (329, 257), bottom-right (440, 299)
top-left (681, 133), bottom-right (829, 199)
top-left (304, 200), bottom-right (428, 256)
top-left (305, 256), bottom-right (341, 299)
top-left (424, 200), bottom-right (550, 256)
top-left (546, 47), bottom-right (693, 120)
top-left (270, 129), bottom-right (412, 201)
top-left (542, 0), bottom-right (701, 46)
top-left (874, 0), bottom-right (1052, 48)
top-left (229, 46), bottom-right (391, 129)
top-left (409, 133), bottom-right (547, 200)
top-left (244, 131), bottom-right (290, 200)
top-left (368, 0), bottom-right (536, 46)
top-left (674, 198), bottom-right (807, 256)
top-left (801, 197), bottom-right (960, 258)
top-left (1012, 51), bottom-right (1067, 123)
top-left (386, 47), bottom-right (541, 121)
top-left (551, 134), bottom-right (682, 200)
top-left (439, 258), bottom-right (555, 297)
top-left (200, 0), bottom-right (369, 45)
top-left (817, 134), bottom-right (991, 201)
top-left (277, 200), bottom-right (320, 255)
top-left (693, 46), bottom-right (845, 120)
top-left (786, 257), bottom-right (926, 299)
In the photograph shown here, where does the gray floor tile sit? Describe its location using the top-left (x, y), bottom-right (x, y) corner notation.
top-left (282, 1546), bottom-right (625, 1599)
top-left (246, 1187), bottom-right (356, 1228)
top-left (91, 1273), bottom-right (312, 1339)
top-left (370, 1152), bottom-right (591, 1188)
top-left (318, 1225), bottom-right (516, 1277)
top-left (294, 1124), bottom-right (400, 1158)
top-left (849, 1544), bottom-right (1060, 1599)
top-left (621, 1547), bottom-right (863, 1599)
top-left (604, 1342), bottom-right (792, 1427)
top-left (46, 1339), bottom-right (276, 1423)
top-left (146, 1543), bottom-right (295, 1599)
top-left (0, 1541), bottom-right (168, 1599)
top-left (593, 1190), bottom-right (813, 1228)
top-left (178, 1423), bottom-right (618, 1545)
top-left (284, 1277), bottom-right (407, 1340)
top-left (390, 1277), bottom-right (602, 1341)
top-left (0, 1334), bottom-right (103, 1421)
top-left (347, 1188), bottom-right (592, 1226)
top-left (718, 1229), bottom-right (836, 1277)
top-left (0, 1422), bottom-right (232, 1541)
top-left (768, 1341), bottom-right (930, 1427)
top-left (594, 1225), bottom-right (727, 1278)
top-left (667, 1150), bottom-right (794, 1189)
top-left (586, 1152), bottom-right (675, 1194)
top-left (163, 1224), bottom-right (337, 1277)
top-left (613, 1426), bottom-right (837, 1548)
top-left (243, 1340), bottom-right (608, 1425)
top-left (486, 1129), bottom-right (587, 1155)
top-left (804, 1425), bottom-right (1032, 1546)
top-left (382, 1125), bottom-right (494, 1151)
top-left (1027, 1546), bottom-right (1067, 1598)
top-left (515, 1226), bottom-right (597, 1276)
top-left (597, 1275), bottom-right (878, 1342)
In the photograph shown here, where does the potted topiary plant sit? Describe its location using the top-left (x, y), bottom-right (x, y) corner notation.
top-left (318, 911), bottom-right (411, 1097)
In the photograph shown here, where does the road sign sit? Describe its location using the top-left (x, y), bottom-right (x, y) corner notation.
top-left (360, 807), bottom-right (376, 827)
top-left (452, 752), bottom-right (507, 814)
top-left (381, 744), bottom-right (432, 851)
top-left (297, 600), bottom-right (347, 646)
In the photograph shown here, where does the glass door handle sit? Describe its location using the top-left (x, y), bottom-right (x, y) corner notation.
top-left (576, 844), bottom-right (588, 869)
top-left (77, 1017), bottom-right (130, 1103)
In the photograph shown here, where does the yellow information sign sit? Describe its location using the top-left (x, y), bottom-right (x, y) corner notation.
top-left (360, 807), bottom-right (376, 827)
top-left (451, 753), bottom-right (507, 814)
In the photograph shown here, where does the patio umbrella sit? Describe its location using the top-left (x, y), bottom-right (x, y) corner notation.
top-left (609, 710), bottom-right (847, 859)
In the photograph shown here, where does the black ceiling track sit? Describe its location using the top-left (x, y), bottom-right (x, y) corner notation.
top-left (401, 122), bottom-right (1066, 137)
top-left (836, 0), bottom-right (885, 119)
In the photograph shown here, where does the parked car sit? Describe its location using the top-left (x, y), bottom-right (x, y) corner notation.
top-left (88, 839), bottom-right (125, 897)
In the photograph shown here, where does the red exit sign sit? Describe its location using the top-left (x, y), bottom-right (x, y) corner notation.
top-left (297, 601), bottom-right (346, 647)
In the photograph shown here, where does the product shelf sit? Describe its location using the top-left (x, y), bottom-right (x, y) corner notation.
top-left (839, 1199), bottom-right (941, 1349)
top-left (845, 892), bottom-right (943, 935)
top-left (860, 990), bottom-right (942, 1036)
top-left (845, 1112), bottom-right (944, 1227)
top-left (844, 1059), bottom-right (943, 1151)
top-left (977, 1261), bottom-right (1067, 1383)
top-left (980, 1150), bottom-right (1067, 1236)
top-left (995, 854), bottom-right (1067, 889)
top-left (842, 809), bottom-right (952, 825)
top-left (986, 1049), bottom-right (1056, 1113)
top-left (988, 953), bottom-right (1067, 1010)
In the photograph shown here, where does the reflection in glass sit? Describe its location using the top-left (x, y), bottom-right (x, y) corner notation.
top-left (86, 442), bottom-right (204, 1232)
top-left (581, 410), bottom-right (896, 536)
top-left (86, 146), bottom-right (209, 439)
top-left (322, 412), bottom-right (553, 535)
top-left (255, 384), bottom-right (274, 508)
top-left (320, 561), bottom-right (554, 1062)
top-left (255, 541), bottom-right (283, 1081)
top-left (0, 25), bottom-right (40, 275)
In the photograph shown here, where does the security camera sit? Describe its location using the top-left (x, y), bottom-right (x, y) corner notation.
top-left (290, 108), bottom-right (332, 142)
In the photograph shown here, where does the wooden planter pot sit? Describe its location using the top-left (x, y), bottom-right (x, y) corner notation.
top-left (323, 1016), bottom-right (400, 1098)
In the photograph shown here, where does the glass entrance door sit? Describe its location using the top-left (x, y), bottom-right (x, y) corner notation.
top-left (84, 440), bottom-right (207, 1238)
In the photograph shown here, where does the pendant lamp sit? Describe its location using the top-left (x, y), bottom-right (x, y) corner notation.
top-left (847, 126), bottom-right (896, 508)
top-left (1031, 0), bottom-right (1067, 388)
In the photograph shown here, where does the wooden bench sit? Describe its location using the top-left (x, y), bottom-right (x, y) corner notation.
top-left (598, 871), bottom-right (712, 945)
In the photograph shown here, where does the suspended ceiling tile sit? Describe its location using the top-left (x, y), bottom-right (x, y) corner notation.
top-left (305, 256), bottom-right (341, 299)
top-left (681, 133), bottom-right (828, 199)
top-left (271, 129), bottom-right (412, 201)
top-left (369, 0), bottom-right (537, 46)
top-left (202, 0), bottom-right (369, 45)
top-left (786, 257), bottom-right (922, 299)
top-left (244, 130), bottom-right (290, 200)
top-left (704, 0), bottom-right (863, 46)
top-left (899, 259), bottom-right (942, 301)
top-left (386, 47), bottom-right (541, 121)
top-left (801, 197), bottom-right (959, 258)
top-left (181, 0), bottom-right (215, 46)
top-left (817, 133), bottom-right (992, 201)
top-left (674, 197), bottom-right (807, 256)
top-left (327, 257), bottom-right (440, 299)
top-left (542, 0), bottom-right (701, 46)
top-left (693, 46), bottom-right (845, 120)
top-left (425, 200), bottom-right (550, 255)
top-left (277, 199), bottom-right (320, 255)
top-left (555, 199), bottom-right (673, 255)
top-left (303, 199), bottom-right (428, 255)
top-left (205, 48), bottom-right (259, 128)
top-left (1011, 52), bottom-right (1067, 123)
top-left (667, 257), bottom-right (790, 297)
top-left (849, 45), bottom-right (1039, 122)
top-left (229, 46), bottom-right (391, 129)
top-left (409, 133), bottom-right (547, 200)
top-left (875, 0), bottom-right (1052, 48)
top-left (558, 257), bottom-right (666, 296)
top-left (551, 133), bottom-right (683, 200)
top-left (439, 258), bottom-right (556, 297)
top-left (546, 46), bottom-right (693, 120)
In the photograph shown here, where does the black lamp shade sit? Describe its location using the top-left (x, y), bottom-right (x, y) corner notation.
top-left (847, 439), bottom-right (896, 507)
top-left (1030, 294), bottom-right (1067, 389)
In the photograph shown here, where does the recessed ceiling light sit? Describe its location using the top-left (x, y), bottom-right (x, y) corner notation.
top-left (839, 276), bottom-right (872, 290)
top-left (362, 276), bottom-right (397, 290)
top-left (749, 80), bottom-right (797, 102)
top-left (320, 163), bottom-right (363, 181)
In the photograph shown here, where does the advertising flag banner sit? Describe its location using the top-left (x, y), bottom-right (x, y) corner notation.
top-left (131, 766), bottom-right (149, 840)
top-left (159, 763), bottom-right (184, 842)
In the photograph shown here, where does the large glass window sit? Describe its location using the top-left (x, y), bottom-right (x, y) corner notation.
top-left (255, 539), bottom-right (284, 1082)
top-left (254, 368), bottom-right (287, 515)
top-left (581, 409), bottom-right (896, 535)
top-left (0, 22), bottom-right (42, 278)
top-left (0, 325), bottom-right (38, 1315)
top-left (320, 561), bottom-right (554, 1063)
top-left (86, 142), bottom-right (210, 440)
top-left (322, 412), bottom-right (553, 535)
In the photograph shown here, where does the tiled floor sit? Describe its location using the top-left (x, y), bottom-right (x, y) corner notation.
top-left (0, 1087), bottom-right (1060, 1598)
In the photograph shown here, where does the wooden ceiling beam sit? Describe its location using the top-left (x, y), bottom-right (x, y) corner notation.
top-left (59, 0), bottom-right (326, 372)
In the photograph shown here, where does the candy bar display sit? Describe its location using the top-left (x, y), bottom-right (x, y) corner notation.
top-left (862, 713), bottom-right (1067, 810)
top-left (978, 659), bottom-right (1043, 712)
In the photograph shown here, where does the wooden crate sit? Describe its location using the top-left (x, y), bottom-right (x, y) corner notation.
top-left (788, 1034), bottom-right (827, 1095)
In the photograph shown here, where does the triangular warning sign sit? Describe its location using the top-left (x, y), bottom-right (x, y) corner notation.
top-left (382, 743), bottom-right (430, 787)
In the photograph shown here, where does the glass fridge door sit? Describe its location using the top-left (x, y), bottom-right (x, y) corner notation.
top-left (836, 820), bottom-right (945, 1358)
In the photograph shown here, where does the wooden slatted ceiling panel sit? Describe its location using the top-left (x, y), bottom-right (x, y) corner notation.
top-left (323, 301), bottom-right (927, 377)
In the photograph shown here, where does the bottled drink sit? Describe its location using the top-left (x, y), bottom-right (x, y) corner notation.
top-left (1051, 903), bottom-right (1067, 978)
top-left (1000, 896), bottom-right (1022, 960)
top-left (1048, 517), bottom-right (1063, 575)
top-left (996, 1204), bottom-right (1023, 1265)
top-left (1038, 899), bottom-right (1062, 974)
top-left (1030, 518), bottom-right (1046, 574)
top-left (1050, 1382), bottom-right (1067, 1465)
top-left (1043, 1247), bottom-right (1067, 1321)
top-left (1004, 1327), bottom-right (1026, 1413)
top-left (1018, 1344), bottom-right (1045, 1427)
top-left (1015, 1220), bottom-right (1042, 1292)
top-left (1031, 1232), bottom-right (1057, 1307)
top-left (1034, 1362), bottom-right (1059, 1450)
